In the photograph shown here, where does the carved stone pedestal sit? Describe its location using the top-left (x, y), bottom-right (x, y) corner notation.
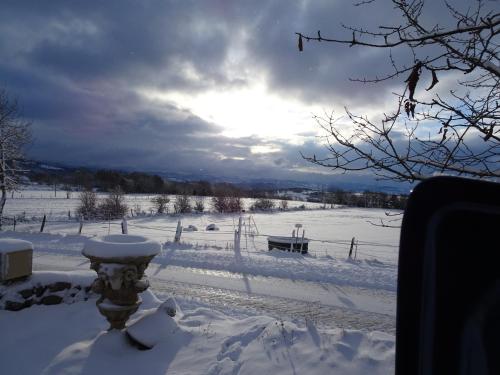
top-left (82, 235), bottom-right (161, 330)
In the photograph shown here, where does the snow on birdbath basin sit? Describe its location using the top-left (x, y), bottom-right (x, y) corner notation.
top-left (82, 235), bottom-right (161, 330)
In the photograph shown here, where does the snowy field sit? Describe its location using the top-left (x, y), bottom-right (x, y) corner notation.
top-left (4, 189), bottom-right (400, 262)
top-left (0, 190), bottom-right (401, 374)
top-left (5, 188), bottom-right (324, 220)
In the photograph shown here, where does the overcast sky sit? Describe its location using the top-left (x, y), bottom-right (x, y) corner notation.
top-left (0, 0), bottom-right (477, 188)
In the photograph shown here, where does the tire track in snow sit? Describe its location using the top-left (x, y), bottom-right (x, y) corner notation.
top-left (149, 277), bottom-right (395, 333)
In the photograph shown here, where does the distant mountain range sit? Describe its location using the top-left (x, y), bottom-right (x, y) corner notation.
top-left (23, 159), bottom-right (413, 194)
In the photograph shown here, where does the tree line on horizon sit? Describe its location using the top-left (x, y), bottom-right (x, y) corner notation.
top-left (31, 167), bottom-right (408, 211)
top-left (30, 168), bottom-right (252, 197)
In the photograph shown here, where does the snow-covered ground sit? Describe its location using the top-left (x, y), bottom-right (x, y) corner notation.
top-left (0, 196), bottom-right (401, 374)
top-left (5, 189), bottom-right (324, 220)
top-left (1, 207), bottom-right (400, 321)
top-left (0, 279), bottom-right (395, 375)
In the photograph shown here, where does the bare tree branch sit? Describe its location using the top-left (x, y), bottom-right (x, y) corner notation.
top-left (297, 0), bottom-right (499, 182)
top-left (0, 89), bottom-right (32, 229)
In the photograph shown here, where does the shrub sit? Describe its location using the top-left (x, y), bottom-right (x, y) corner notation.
top-left (193, 197), bottom-right (205, 213)
top-left (280, 200), bottom-right (288, 210)
top-left (252, 198), bottom-right (275, 211)
top-left (211, 195), bottom-right (228, 213)
top-left (211, 195), bottom-right (242, 213)
top-left (227, 196), bottom-right (242, 212)
top-left (98, 187), bottom-right (128, 219)
top-left (151, 194), bottom-right (170, 214)
top-left (77, 189), bottom-right (98, 220)
top-left (174, 194), bottom-right (191, 214)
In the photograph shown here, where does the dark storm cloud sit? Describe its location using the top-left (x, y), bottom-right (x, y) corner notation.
top-left (240, 0), bottom-right (476, 107)
top-left (0, 0), bottom-right (240, 91)
top-left (0, 0), bottom-right (472, 186)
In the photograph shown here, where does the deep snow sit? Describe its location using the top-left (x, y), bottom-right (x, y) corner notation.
top-left (0, 286), bottom-right (395, 375)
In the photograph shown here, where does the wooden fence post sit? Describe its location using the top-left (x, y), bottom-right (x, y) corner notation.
top-left (234, 216), bottom-right (242, 252)
top-left (122, 218), bottom-right (128, 234)
top-left (300, 230), bottom-right (305, 253)
top-left (40, 215), bottom-right (46, 233)
top-left (174, 220), bottom-right (182, 242)
top-left (349, 237), bottom-right (355, 259)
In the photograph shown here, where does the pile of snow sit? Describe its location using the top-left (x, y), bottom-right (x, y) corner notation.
top-left (0, 290), bottom-right (395, 374)
top-left (127, 298), bottom-right (180, 349)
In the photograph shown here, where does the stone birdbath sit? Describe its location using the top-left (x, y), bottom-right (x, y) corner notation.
top-left (82, 234), bottom-right (161, 330)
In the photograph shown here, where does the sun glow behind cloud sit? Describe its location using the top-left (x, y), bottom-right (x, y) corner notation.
top-left (141, 84), bottom-right (322, 141)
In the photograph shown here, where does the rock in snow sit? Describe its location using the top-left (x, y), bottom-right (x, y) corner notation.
top-left (205, 224), bottom-right (219, 231)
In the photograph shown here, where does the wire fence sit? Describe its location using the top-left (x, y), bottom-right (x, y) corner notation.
top-left (5, 213), bottom-right (400, 266)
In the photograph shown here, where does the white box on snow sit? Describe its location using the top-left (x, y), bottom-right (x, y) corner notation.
top-left (0, 238), bottom-right (33, 282)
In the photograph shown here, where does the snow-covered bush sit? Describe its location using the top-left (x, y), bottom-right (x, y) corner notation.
top-left (174, 194), bottom-right (191, 214)
top-left (251, 198), bottom-right (275, 211)
top-left (280, 200), bottom-right (288, 210)
top-left (76, 189), bottom-right (98, 219)
top-left (211, 195), bottom-right (227, 213)
top-left (211, 195), bottom-right (242, 213)
top-left (227, 196), bottom-right (242, 212)
top-left (193, 197), bottom-right (205, 213)
top-left (151, 194), bottom-right (170, 214)
top-left (98, 187), bottom-right (128, 219)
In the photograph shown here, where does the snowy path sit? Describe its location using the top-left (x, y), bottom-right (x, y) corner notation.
top-left (32, 252), bottom-right (396, 333)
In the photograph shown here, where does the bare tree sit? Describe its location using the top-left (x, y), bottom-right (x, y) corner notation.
top-left (0, 90), bottom-right (31, 229)
top-left (297, 0), bottom-right (499, 182)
